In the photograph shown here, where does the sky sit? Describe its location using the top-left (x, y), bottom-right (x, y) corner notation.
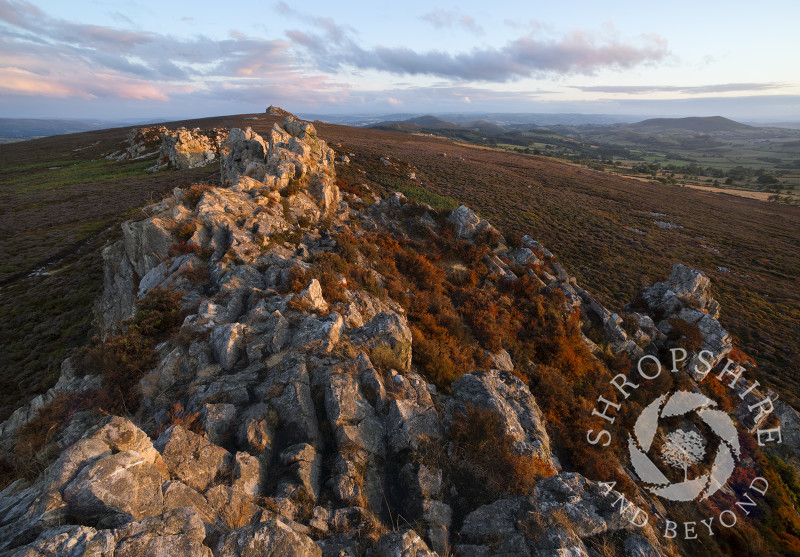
top-left (1, 0), bottom-right (799, 121)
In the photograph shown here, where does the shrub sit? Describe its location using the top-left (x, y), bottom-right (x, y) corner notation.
top-left (12, 392), bottom-right (91, 480)
top-left (168, 242), bottom-right (198, 257)
top-left (153, 402), bottom-right (202, 437)
top-left (183, 184), bottom-right (212, 208)
top-left (666, 317), bottom-right (703, 353)
top-left (448, 406), bottom-right (554, 499)
top-left (73, 288), bottom-right (184, 415)
top-left (280, 179), bottom-right (303, 197)
top-left (621, 314), bottom-right (639, 335)
top-left (505, 230), bottom-right (524, 249)
top-left (175, 221), bottom-right (197, 242)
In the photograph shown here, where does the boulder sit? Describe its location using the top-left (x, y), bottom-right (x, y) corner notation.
top-left (154, 426), bottom-right (233, 493)
top-left (375, 529), bottom-right (436, 557)
top-left (447, 205), bottom-right (497, 241)
top-left (215, 520), bottom-right (321, 557)
top-left (62, 450), bottom-right (164, 523)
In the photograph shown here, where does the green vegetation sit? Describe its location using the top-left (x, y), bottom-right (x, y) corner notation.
top-left (1, 158), bottom-right (157, 192)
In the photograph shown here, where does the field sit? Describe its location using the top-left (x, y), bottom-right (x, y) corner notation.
top-left (377, 117), bottom-right (800, 204)
top-left (0, 113), bottom-right (798, 421)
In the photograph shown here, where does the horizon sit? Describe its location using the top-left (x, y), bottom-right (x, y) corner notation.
top-left (1, 1), bottom-right (799, 121)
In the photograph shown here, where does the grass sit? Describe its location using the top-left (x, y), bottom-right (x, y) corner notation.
top-left (398, 184), bottom-right (460, 210)
top-left (0, 158), bottom-right (157, 192)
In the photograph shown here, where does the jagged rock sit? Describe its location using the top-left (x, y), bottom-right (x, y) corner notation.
top-left (603, 312), bottom-right (628, 344)
top-left (161, 482), bottom-right (214, 517)
top-left (290, 312), bottom-right (344, 353)
top-left (279, 443), bottom-right (322, 500)
top-left (215, 519), bottom-right (321, 557)
top-left (349, 312), bottom-right (413, 373)
top-left (506, 247), bottom-right (539, 267)
top-left (297, 278), bottom-right (329, 312)
top-left (86, 416), bottom-right (168, 478)
top-left (202, 403), bottom-right (237, 446)
top-left (447, 205), bottom-right (497, 240)
top-left (386, 371), bottom-right (443, 453)
top-left (484, 253), bottom-right (516, 280)
top-left (484, 349), bottom-right (514, 372)
top-left (642, 264), bottom-right (732, 375)
top-left (267, 105), bottom-right (294, 117)
top-left (113, 506), bottom-right (211, 557)
top-left (210, 323), bottom-right (247, 371)
top-left (220, 127), bottom-right (268, 185)
top-left (325, 368), bottom-right (386, 456)
top-left (62, 450), bottom-right (164, 524)
top-left (446, 370), bottom-right (554, 468)
top-left (0, 360), bottom-right (100, 448)
top-left (236, 403), bottom-right (276, 455)
top-left (3, 103), bottom-right (717, 557)
top-left (137, 254), bottom-right (203, 299)
top-left (204, 485), bottom-right (261, 528)
top-left (116, 126), bottom-right (167, 160)
top-left (521, 236), bottom-right (553, 259)
top-left (121, 217), bottom-right (175, 278)
top-left (375, 529), bottom-right (436, 557)
top-left (255, 359), bottom-right (320, 446)
top-left (5, 524), bottom-right (116, 556)
top-left (310, 506), bottom-right (329, 532)
top-left (770, 401), bottom-right (800, 476)
top-left (158, 127), bottom-right (226, 170)
top-left (460, 497), bottom-right (528, 555)
top-left (643, 263), bottom-right (720, 318)
top-left (154, 426), bottom-right (233, 493)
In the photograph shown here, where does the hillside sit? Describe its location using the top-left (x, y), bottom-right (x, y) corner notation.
top-left (627, 116), bottom-right (755, 133)
top-left (373, 115), bottom-right (461, 131)
top-left (0, 114), bottom-right (799, 554)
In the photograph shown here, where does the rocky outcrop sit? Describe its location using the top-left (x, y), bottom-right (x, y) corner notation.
top-left (157, 127), bottom-right (228, 170)
top-left (446, 205), bottom-right (499, 240)
top-left (641, 263), bottom-right (731, 375)
top-left (107, 126), bottom-right (168, 161)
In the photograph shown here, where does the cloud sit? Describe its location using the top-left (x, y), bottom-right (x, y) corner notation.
top-left (572, 83), bottom-right (790, 95)
top-left (421, 9), bottom-right (483, 33)
top-left (287, 21), bottom-right (668, 81)
top-left (0, 0), bottom-right (305, 102)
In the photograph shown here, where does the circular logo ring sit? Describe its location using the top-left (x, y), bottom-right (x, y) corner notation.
top-left (628, 390), bottom-right (741, 501)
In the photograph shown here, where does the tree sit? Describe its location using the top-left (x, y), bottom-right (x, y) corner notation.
top-left (661, 429), bottom-right (706, 482)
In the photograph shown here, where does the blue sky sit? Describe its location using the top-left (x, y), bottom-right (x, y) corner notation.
top-left (1, 0), bottom-right (798, 120)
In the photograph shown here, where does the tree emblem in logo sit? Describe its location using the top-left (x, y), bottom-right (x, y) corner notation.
top-left (628, 390), bottom-right (741, 501)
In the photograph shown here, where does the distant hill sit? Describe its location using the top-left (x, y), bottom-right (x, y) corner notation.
top-left (627, 116), bottom-right (755, 133)
top-left (374, 115), bottom-right (460, 131)
top-left (0, 118), bottom-right (126, 141)
top-left (460, 120), bottom-right (508, 135)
